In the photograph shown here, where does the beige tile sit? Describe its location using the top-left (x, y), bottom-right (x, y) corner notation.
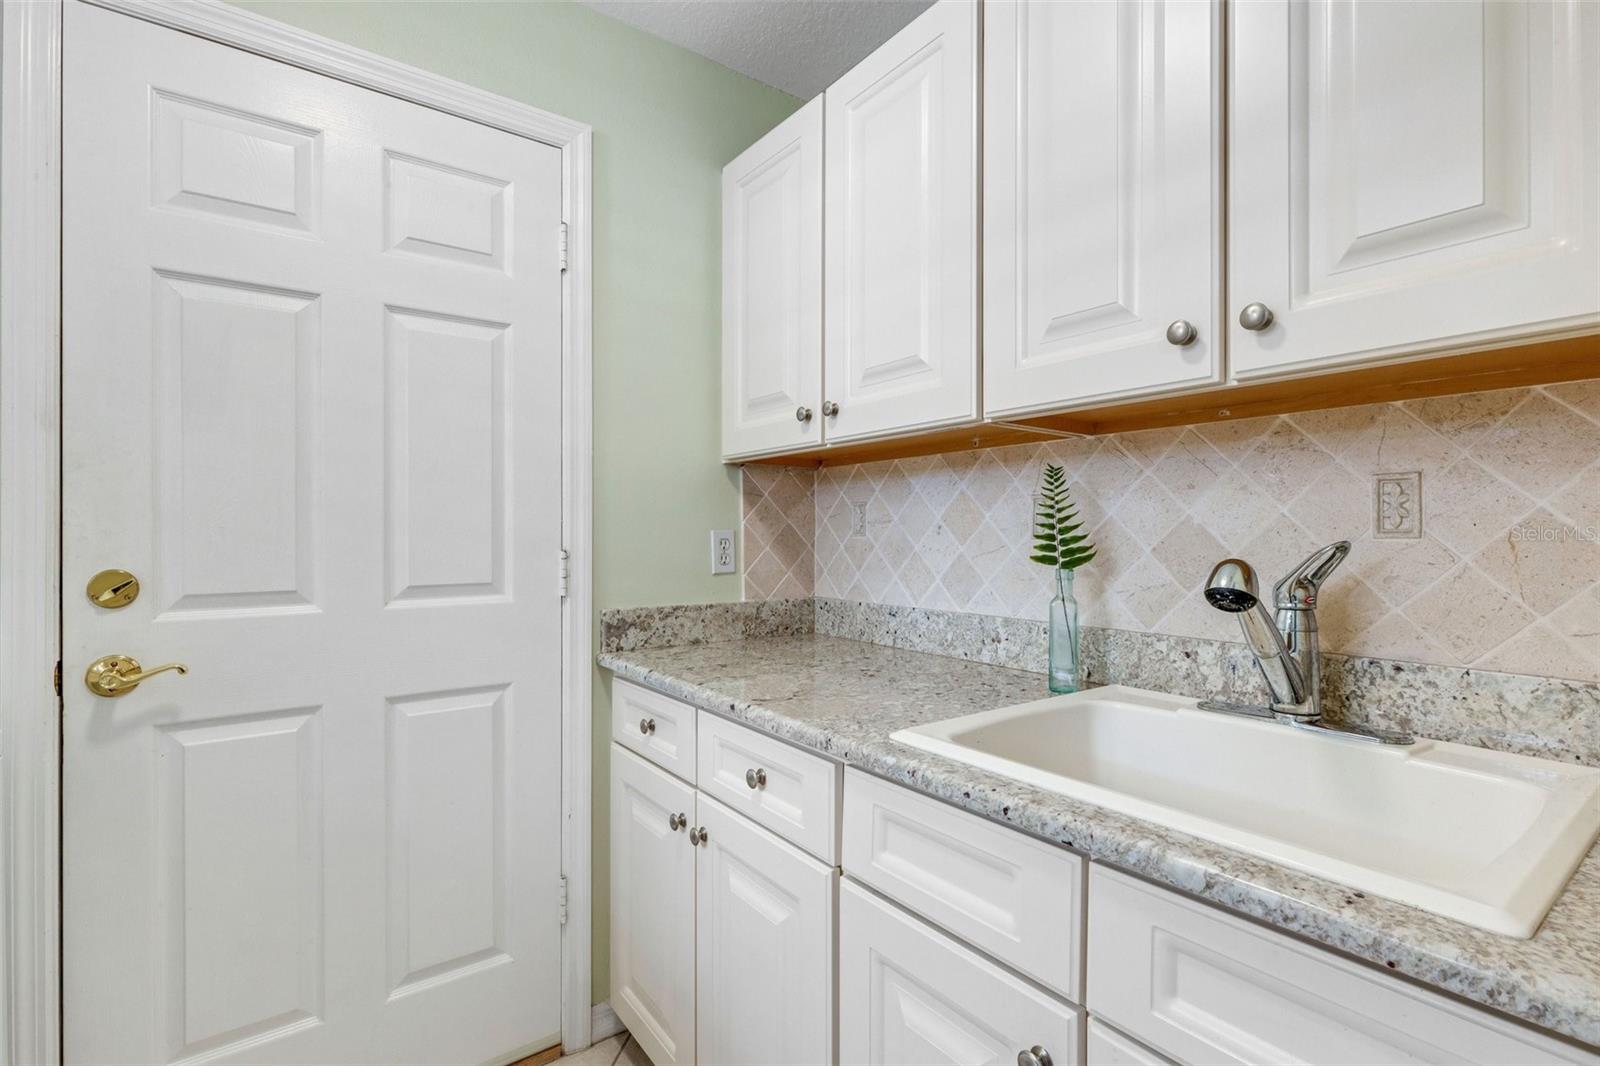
top-left (1237, 513), bottom-right (1322, 591)
top-left (1405, 564), bottom-right (1536, 663)
top-left (1111, 555), bottom-right (1187, 628)
top-left (1547, 463), bottom-right (1600, 530)
top-left (1315, 576), bottom-right (1388, 654)
top-left (1116, 476), bottom-right (1187, 543)
top-left (1075, 439), bottom-right (1146, 508)
top-left (1193, 415), bottom-right (1276, 452)
top-left (1284, 465), bottom-right (1371, 545)
top-left (1403, 388), bottom-right (1529, 444)
top-left (1547, 586), bottom-right (1600, 669)
top-left (615, 1035), bottom-right (655, 1066)
top-left (1346, 533), bottom-right (1459, 608)
top-left (941, 491), bottom-right (986, 544)
top-left (1194, 469), bottom-right (1283, 555)
top-left (1302, 404), bottom-right (1458, 477)
top-left (1152, 430), bottom-right (1231, 508)
top-left (1545, 379), bottom-right (1600, 423)
top-left (1425, 457), bottom-right (1537, 556)
top-left (964, 449), bottom-right (1019, 509)
top-left (553, 1034), bottom-right (625, 1066)
top-left (1238, 420), bottom-right (1332, 500)
top-left (939, 555), bottom-right (985, 609)
top-left (1151, 518), bottom-right (1229, 590)
top-left (1116, 426), bottom-right (1183, 468)
top-left (1476, 622), bottom-right (1599, 683)
top-left (1338, 609), bottom-right (1448, 664)
top-left (1471, 508), bottom-right (1600, 617)
top-left (1469, 392), bottom-right (1600, 499)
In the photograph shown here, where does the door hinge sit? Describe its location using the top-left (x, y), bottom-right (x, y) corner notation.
top-left (557, 221), bottom-right (569, 272)
top-left (558, 548), bottom-right (570, 599)
top-left (558, 874), bottom-right (569, 925)
top-left (53, 660), bottom-right (62, 697)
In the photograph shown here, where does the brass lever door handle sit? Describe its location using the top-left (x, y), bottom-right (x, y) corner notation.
top-left (85, 654), bottom-right (188, 697)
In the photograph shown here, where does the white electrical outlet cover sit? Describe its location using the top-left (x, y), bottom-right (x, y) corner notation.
top-left (710, 530), bottom-right (736, 574)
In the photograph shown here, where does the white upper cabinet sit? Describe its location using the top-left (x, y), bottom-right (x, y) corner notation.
top-left (1229, 0), bottom-right (1600, 378)
top-left (722, 96), bottom-right (824, 460)
top-left (823, 0), bottom-right (979, 443)
top-left (983, 0), bottom-right (1224, 417)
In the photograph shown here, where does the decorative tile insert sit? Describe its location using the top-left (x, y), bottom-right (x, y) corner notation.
top-left (744, 382), bottom-right (1600, 682)
top-left (1374, 472), bottom-right (1423, 539)
top-left (741, 466), bottom-right (815, 600)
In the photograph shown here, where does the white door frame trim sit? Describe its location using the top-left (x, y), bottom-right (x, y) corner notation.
top-left (0, 2), bottom-right (595, 1060)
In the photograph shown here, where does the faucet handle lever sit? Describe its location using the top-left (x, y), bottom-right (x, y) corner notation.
top-left (1274, 540), bottom-right (1350, 609)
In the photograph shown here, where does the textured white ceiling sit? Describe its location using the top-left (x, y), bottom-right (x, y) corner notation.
top-left (580, 0), bottom-right (936, 98)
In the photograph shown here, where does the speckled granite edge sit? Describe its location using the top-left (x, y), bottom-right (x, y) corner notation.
top-left (600, 598), bottom-right (813, 652)
top-left (597, 635), bottom-right (1600, 1050)
top-left (814, 597), bottom-right (1600, 766)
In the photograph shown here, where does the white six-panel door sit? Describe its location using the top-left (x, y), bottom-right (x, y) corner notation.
top-left (983, 0), bottom-right (1224, 417)
top-left (62, 4), bottom-right (565, 1061)
top-left (823, 0), bottom-right (979, 443)
top-left (610, 747), bottom-right (697, 1066)
top-left (1229, 0), bottom-right (1600, 377)
top-left (695, 795), bottom-right (835, 1066)
top-left (722, 96), bottom-right (825, 460)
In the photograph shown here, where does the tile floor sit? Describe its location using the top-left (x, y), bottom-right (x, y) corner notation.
top-left (528, 1031), bottom-right (650, 1066)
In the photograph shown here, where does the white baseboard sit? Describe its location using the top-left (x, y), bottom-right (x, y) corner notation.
top-left (591, 1001), bottom-right (626, 1043)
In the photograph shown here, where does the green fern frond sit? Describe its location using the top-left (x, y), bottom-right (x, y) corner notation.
top-left (1032, 463), bottom-right (1096, 572)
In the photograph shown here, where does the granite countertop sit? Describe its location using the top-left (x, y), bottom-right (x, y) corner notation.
top-left (598, 633), bottom-right (1600, 1050)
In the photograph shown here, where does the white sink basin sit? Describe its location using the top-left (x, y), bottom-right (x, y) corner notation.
top-left (891, 685), bottom-right (1600, 937)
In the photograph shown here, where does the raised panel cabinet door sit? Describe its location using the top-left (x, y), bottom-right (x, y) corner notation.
top-left (696, 795), bottom-right (836, 1065)
top-left (63, 4), bottom-right (565, 1061)
top-left (722, 95), bottom-right (825, 459)
top-left (824, 0), bottom-right (979, 443)
top-left (611, 746), bottom-right (697, 1066)
top-left (839, 879), bottom-right (1083, 1066)
top-left (1229, 0), bottom-right (1600, 377)
top-left (983, 0), bottom-right (1224, 417)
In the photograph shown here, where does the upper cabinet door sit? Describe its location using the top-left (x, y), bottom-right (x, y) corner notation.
top-left (824, 0), bottom-right (979, 443)
top-left (722, 96), bottom-right (825, 460)
top-left (1229, 0), bottom-right (1600, 378)
top-left (983, 0), bottom-right (1224, 418)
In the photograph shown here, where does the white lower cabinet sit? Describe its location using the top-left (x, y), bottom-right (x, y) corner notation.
top-left (610, 685), bottom-right (1593, 1066)
top-left (1087, 865), bottom-right (1595, 1066)
top-left (696, 795), bottom-right (835, 1066)
top-left (611, 746), bottom-right (697, 1066)
top-left (839, 878), bottom-right (1083, 1066)
top-left (1086, 1020), bottom-right (1175, 1066)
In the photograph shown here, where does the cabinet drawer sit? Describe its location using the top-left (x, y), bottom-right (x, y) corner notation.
top-left (1087, 865), bottom-right (1596, 1066)
top-left (612, 678), bottom-right (695, 782)
top-left (839, 878), bottom-right (1082, 1066)
top-left (1086, 1020), bottom-right (1175, 1066)
top-left (843, 768), bottom-right (1085, 1003)
top-left (697, 711), bottom-right (840, 862)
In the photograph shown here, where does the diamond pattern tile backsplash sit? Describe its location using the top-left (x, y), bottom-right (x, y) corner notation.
top-left (741, 381), bottom-right (1600, 682)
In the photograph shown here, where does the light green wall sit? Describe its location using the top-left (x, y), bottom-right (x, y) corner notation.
top-left (227, 0), bottom-right (799, 1003)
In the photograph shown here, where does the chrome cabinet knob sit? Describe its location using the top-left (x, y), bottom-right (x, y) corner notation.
top-left (668, 813), bottom-right (685, 831)
top-left (821, 400), bottom-right (840, 417)
top-left (796, 405), bottom-right (813, 423)
top-left (639, 717), bottom-right (656, 735)
top-left (745, 768), bottom-right (767, 790)
top-left (689, 826), bottom-right (708, 846)
top-left (1239, 302), bottom-right (1275, 331)
top-left (1165, 319), bottom-right (1198, 347)
top-left (1017, 1046), bottom-right (1053, 1066)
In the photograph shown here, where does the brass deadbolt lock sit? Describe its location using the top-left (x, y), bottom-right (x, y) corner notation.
top-left (87, 569), bottom-right (140, 609)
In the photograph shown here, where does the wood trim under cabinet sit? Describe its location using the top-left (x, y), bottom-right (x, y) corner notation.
top-left (741, 331), bottom-right (1599, 468)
